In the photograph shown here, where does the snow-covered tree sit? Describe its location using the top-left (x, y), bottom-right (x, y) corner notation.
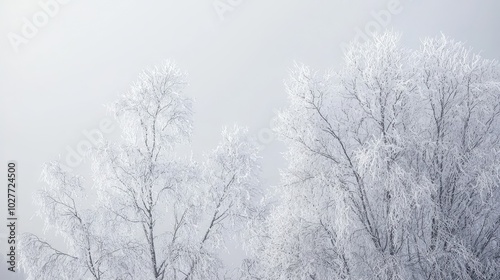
top-left (245, 32), bottom-right (500, 280)
top-left (19, 162), bottom-right (120, 280)
top-left (19, 61), bottom-right (262, 280)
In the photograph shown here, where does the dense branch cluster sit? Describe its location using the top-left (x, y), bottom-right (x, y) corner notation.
top-left (244, 33), bottom-right (500, 280)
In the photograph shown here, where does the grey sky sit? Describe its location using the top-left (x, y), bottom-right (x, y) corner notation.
top-left (1, 0), bottom-right (500, 277)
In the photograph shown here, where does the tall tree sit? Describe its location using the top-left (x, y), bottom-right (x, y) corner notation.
top-left (245, 32), bottom-right (500, 280)
top-left (19, 61), bottom-right (261, 280)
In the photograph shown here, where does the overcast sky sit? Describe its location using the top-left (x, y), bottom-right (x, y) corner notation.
top-left (1, 0), bottom-right (500, 277)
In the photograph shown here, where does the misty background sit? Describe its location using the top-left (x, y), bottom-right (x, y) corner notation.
top-left (1, 0), bottom-right (500, 278)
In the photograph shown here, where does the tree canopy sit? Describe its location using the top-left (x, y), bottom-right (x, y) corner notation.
top-left (244, 32), bottom-right (500, 280)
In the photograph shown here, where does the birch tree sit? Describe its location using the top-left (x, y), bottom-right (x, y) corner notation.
top-left (19, 61), bottom-right (262, 280)
top-left (19, 162), bottom-right (125, 280)
top-left (245, 32), bottom-right (500, 280)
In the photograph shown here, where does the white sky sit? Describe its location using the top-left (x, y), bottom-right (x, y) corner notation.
top-left (1, 0), bottom-right (500, 277)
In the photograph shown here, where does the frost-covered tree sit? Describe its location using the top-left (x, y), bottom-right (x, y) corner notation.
top-left (245, 32), bottom-right (500, 280)
top-left (19, 61), bottom-right (261, 280)
top-left (19, 162), bottom-right (121, 280)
